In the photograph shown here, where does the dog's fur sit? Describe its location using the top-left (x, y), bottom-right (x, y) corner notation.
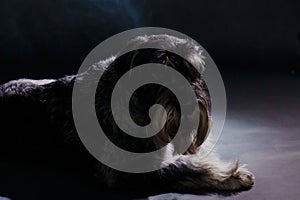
top-left (0, 35), bottom-right (254, 193)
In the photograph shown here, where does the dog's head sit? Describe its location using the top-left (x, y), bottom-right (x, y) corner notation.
top-left (93, 35), bottom-right (211, 155)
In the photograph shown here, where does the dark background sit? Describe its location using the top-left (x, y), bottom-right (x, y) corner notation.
top-left (0, 0), bottom-right (300, 83)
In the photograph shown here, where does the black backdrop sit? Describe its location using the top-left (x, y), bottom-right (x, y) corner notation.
top-left (0, 0), bottom-right (300, 82)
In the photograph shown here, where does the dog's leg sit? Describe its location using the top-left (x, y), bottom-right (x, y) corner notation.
top-left (160, 153), bottom-right (254, 191)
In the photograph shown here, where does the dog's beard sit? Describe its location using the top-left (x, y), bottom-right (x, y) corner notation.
top-left (152, 87), bottom-right (210, 155)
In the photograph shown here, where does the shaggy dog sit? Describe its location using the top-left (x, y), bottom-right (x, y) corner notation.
top-left (0, 35), bottom-right (254, 193)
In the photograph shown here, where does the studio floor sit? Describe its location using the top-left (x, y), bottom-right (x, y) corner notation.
top-left (1, 74), bottom-right (299, 200)
top-left (149, 74), bottom-right (300, 200)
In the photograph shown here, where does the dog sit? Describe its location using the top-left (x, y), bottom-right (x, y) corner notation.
top-left (0, 34), bottom-right (254, 193)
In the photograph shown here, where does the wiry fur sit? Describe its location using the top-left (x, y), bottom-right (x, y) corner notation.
top-left (0, 34), bottom-right (254, 193)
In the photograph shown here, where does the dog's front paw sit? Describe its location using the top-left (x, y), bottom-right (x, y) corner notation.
top-left (217, 164), bottom-right (254, 191)
top-left (233, 165), bottom-right (255, 188)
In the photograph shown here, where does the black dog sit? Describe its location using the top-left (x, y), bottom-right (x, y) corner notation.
top-left (0, 35), bottom-right (254, 193)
